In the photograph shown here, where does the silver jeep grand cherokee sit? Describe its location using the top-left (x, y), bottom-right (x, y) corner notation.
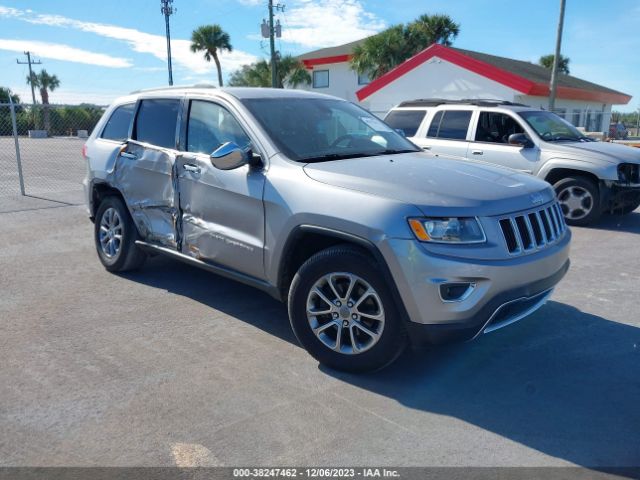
top-left (83, 86), bottom-right (570, 372)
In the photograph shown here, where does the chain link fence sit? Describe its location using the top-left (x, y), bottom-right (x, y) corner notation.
top-left (0, 102), bottom-right (105, 205)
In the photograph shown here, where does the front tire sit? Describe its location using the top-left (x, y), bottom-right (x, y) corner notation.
top-left (94, 196), bottom-right (146, 272)
top-left (288, 245), bottom-right (407, 373)
top-left (554, 176), bottom-right (601, 226)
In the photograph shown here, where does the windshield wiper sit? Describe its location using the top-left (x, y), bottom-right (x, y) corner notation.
top-left (375, 149), bottom-right (419, 155)
top-left (302, 148), bottom-right (419, 163)
top-left (548, 136), bottom-right (582, 142)
top-left (302, 153), bottom-right (374, 163)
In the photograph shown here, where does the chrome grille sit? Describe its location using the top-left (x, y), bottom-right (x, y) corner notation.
top-left (498, 202), bottom-right (567, 255)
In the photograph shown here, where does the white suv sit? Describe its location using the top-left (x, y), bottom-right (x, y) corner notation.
top-left (385, 99), bottom-right (640, 226)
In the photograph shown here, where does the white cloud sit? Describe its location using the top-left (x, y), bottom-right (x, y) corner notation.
top-left (0, 6), bottom-right (258, 74)
top-left (0, 39), bottom-right (132, 68)
top-left (280, 0), bottom-right (385, 49)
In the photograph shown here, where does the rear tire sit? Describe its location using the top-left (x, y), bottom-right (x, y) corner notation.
top-left (94, 196), bottom-right (146, 272)
top-left (554, 176), bottom-right (601, 226)
top-left (288, 245), bottom-right (407, 373)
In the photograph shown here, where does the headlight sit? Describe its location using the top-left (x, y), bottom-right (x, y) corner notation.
top-left (408, 217), bottom-right (486, 244)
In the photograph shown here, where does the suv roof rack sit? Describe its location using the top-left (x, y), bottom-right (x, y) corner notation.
top-left (130, 83), bottom-right (217, 94)
top-left (397, 98), bottom-right (528, 108)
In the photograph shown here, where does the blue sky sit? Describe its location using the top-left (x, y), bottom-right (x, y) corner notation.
top-left (1, 0), bottom-right (638, 111)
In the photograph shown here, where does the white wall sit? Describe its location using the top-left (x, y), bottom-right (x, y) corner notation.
top-left (298, 62), bottom-right (364, 102)
top-left (359, 57), bottom-right (520, 117)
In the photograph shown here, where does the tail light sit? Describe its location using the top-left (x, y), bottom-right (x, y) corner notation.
top-left (82, 144), bottom-right (88, 160)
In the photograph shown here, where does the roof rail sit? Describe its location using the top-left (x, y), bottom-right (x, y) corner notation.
top-left (397, 98), bottom-right (528, 108)
top-left (129, 83), bottom-right (217, 94)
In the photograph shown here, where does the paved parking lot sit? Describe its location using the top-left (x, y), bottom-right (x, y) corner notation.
top-left (1, 197), bottom-right (639, 468)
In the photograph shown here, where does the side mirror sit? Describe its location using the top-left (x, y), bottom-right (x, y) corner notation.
top-left (210, 142), bottom-right (249, 170)
top-left (508, 133), bottom-right (534, 148)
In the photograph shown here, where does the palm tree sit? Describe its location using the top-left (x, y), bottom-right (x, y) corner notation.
top-left (351, 14), bottom-right (460, 80)
top-left (228, 54), bottom-right (311, 88)
top-left (408, 14), bottom-right (460, 52)
top-left (539, 54), bottom-right (570, 75)
top-left (190, 25), bottom-right (233, 87)
top-left (351, 25), bottom-right (409, 80)
top-left (26, 69), bottom-right (60, 132)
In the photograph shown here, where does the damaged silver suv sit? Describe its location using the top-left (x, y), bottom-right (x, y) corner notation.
top-left (84, 87), bottom-right (571, 372)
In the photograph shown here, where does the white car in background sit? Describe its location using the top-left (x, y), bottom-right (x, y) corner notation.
top-left (385, 99), bottom-right (640, 225)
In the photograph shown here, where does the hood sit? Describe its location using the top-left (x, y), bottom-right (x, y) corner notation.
top-left (303, 152), bottom-right (555, 216)
top-left (545, 140), bottom-right (640, 164)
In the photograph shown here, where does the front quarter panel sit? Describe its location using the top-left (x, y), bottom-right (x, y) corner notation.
top-left (536, 156), bottom-right (618, 181)
top-left (262, 156), bottom-right (422, 286)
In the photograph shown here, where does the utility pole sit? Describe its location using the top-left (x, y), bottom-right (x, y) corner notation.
top-left (266, 0), bottom-right (284, 88)
top-left (548, 0), bottom-right (566, 112)
top-left (17, 51), bottom-right (42, 105)
top-left (160, 0), bottom-right (175, 86)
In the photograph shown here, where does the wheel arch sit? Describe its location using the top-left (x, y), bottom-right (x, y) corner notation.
top-left (90, 180), bottom-right (126, 219)
top-left (276, 225), bottom-right (411, 325)
top-left (544, 167), bottom-right (601, 187)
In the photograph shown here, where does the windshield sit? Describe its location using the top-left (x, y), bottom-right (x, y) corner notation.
top-left (240, 97), bottom-right (420, 162)
top-left (519, 110), bottom-right (591, 142)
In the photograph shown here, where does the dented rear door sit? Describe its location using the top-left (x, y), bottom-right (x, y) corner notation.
top-left (115, 141), bottom-right (179, 247)
top-left (114, 97), bottom-right (182, 248)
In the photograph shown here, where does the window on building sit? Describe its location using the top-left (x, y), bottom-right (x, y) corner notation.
top-left (134, 99), bottom-right (180, 149)
top-left (383, 110), bottom-right (426, 137)
top-left (101, 103), bottom-right (135, 142)
top-left (357, 71), bottom-right (370, 85)
top-left (427, 110), bottom-right (472, 140)
top-left (570, 109), bottom-right (581, 127)
top-left (313, 70), bottom-right (329, 88)
top-left (186, 100), bottom-right (251, 154)
top-left (474, 112), bottom-right (524, 144)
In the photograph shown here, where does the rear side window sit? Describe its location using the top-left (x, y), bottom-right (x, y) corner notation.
top-left (427, 110), bottom-right (472, 140)
top-left (134, 99), bottom-right (180, 149)
top-left (384, 110), bottom-right (426, 137)
top-left (101, 104), bottom-right (134, 141)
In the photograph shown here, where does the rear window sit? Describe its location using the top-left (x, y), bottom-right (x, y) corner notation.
top-left (134, 99), bottom-right (180, 149)
top-left (384, 110), bottom-right (426, 137)
top-left (426, 110), bottom-right (472, 140)
top-left (101, 103), bottom-right (135, 142)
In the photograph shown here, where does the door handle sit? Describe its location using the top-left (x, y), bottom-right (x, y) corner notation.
top-left (183, 163), bottom-right (201, 174)
top-left (471, 150), bottom-right (483, 155)
top-left (119, 151), bottom-right (138, 160)
top-left (422, 146), bottom-right (431, 150)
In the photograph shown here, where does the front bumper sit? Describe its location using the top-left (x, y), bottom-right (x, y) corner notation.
top-left (603, 182), bottom-right (640, 211)
top-left (380, 230), bottom-right (571, 346)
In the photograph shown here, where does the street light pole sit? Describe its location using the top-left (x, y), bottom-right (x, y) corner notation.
top-left (548, 0), bottom-right (566, 112)
top-left (160, 0), bottom-right (175, 86)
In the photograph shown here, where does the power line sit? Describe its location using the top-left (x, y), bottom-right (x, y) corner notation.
top-left (160, 0), bottom-right (176, 86)
top-left (17, 51), bottom-right (42, 105)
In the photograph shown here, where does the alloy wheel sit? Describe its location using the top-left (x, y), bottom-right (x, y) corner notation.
top-left (98, 207), bottom-right (123, 258)
top-left (306, 272), bottom-right (385, 355)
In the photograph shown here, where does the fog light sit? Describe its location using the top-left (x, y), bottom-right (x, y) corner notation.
top-left (439, 282), bottom-right (475, 302)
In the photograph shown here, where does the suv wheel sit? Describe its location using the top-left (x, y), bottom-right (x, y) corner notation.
top-left (288, 245), bottom-right (407, 372)
top-left (94, 196), bottom-right (146, 272)
top-left (554, 177), bottom-right (601, 226)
